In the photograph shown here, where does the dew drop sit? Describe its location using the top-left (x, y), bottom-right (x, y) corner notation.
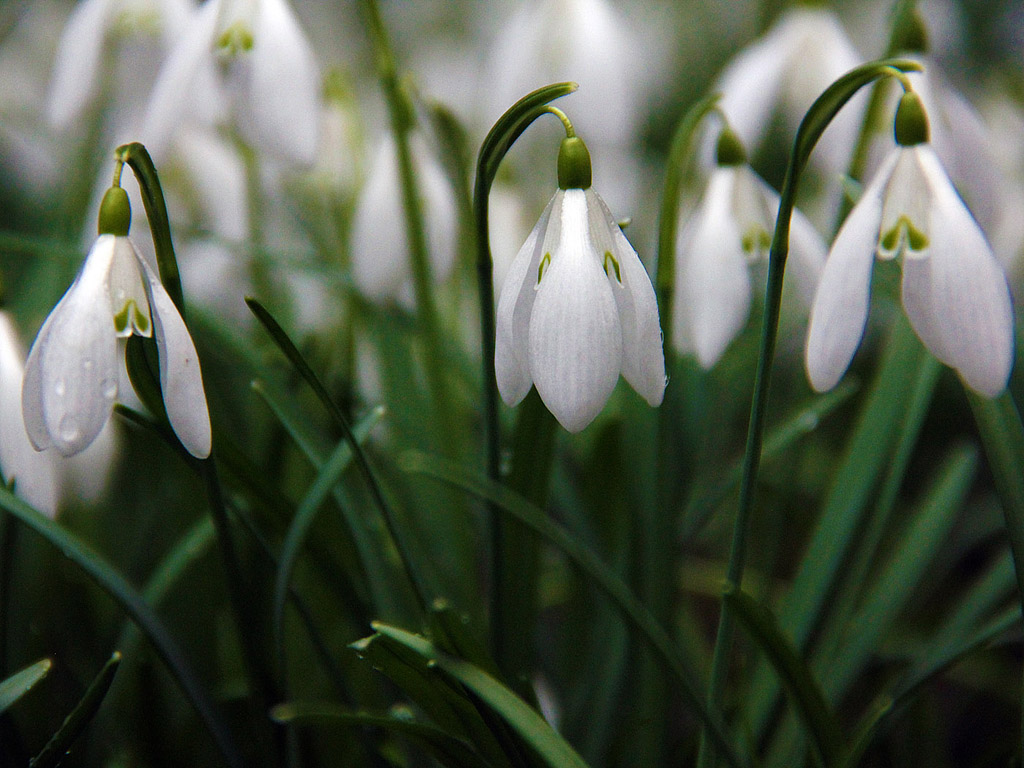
top-left (82, 358), bottom-right (94, 372)
top-left (58, 415), bottom-right (80, 443)
top-left (54, 379), bottom-right (66, 397)
top-left (101, 378), bottom-right (117, 400)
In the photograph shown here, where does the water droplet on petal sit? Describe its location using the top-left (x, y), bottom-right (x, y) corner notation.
top-left (58, 415), bottom-right (80, 443)
top-left (54, 379), bottom-right (66, 397)
top-left (82, 358), bottom-right (94, 372)
top-left (101, 378), bottom-right (117, 400)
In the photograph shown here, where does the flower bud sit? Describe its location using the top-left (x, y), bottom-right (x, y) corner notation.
top-left (97, 186), bottom-right (131, 237)
top-left (557, 136), bottom-right (592, 190)
top-left (894, 91), bottom-right (930, 147)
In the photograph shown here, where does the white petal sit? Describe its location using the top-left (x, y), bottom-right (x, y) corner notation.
top-left (495, 192), bottom-right (558, 407)
top-left (247, 0), bottom-right (320, 164)
top-left (804, 155), bottom-right (893, 392)
top-left (716, 21), bottom-right (790, 153)
top-left (137, 258), bottom-right (212, 457)
top-left (140, 0), bottom-right (223, 161)
top-left (0, 314), bottom-right (59, 517)
top-left (675, 170), bottom-right (751, 369)
top-left (585, 189), bottom-right (665, 406)
top-left (46, 0), bottom-right (113, 129)
top-left (529, 190), bottom-right (620, 432)
top-left (908, 147), bottom-right (1014, 396)
top-left (23, 236), bottom-right (120, 457)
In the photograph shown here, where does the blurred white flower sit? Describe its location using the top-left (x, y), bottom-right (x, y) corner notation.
top-left (715, 6), bottom-right (864, 173)
top-left (673, 160), bottom-right (826, 368)
top-left (47, 0), bottom-right (193, 130)
top-left (496, 184), bottom-right (665, 433)
top-left (350, 133), bottom-right (457, 306)
top-left (23, 219), bottom-right (211, 458)
top-left (140, 0), bottom-right (319, 164)
top-left (0, 312), bottom-right (59, 517)
top-left (806, 95), bottom-right (1013, 397)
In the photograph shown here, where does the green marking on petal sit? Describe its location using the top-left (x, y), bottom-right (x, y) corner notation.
top-left (537, 253), bottom-right (551, 284)
top-left (603, 251), bottom-right (621, 283)
top-left (113, 300), bottom-right (151, 337)
top-left (881, 215), bottom-right (929, 255)
top-left (741, 227), bottom-right (771, 257)
top-left (134, 305), bottom-right (151, 335)
top-left (217, 22), bottom-right (254, 56)
top-left (114, 305), bottom-right (129, 335)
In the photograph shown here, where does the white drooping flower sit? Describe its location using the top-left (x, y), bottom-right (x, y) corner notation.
top-left (47, 0), bottom-right (194, 130)
top-left (349, 132), bottom-right (457, 306)
top-left (23, 188), bottom-right (211, 458)
top-left (0, 312), bottom-right (59, 517)
top-left (715, 6), bottom-right (864, 174)
top-left (496, 136), bottom-right (665, 432)
top-left (805, 92), bottom-right (1014, 397)
top-left (140, 0), bottom-right (319, 164)
top-left (673, 129), bottom-right (826, 368)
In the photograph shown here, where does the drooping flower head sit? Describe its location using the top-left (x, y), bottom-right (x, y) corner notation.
top-left (496, 122), bottom-right (666, 432)
top-left (23, 185), bottom-right (211, 458)
top-left (140, 0), bottom-right (320, 164)
top-left (805, 89), bottom-right (1014, 396)
top-left (674, 125), bottom-right (826, 368)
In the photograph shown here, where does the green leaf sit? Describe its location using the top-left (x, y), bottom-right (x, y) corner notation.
top-left (272, 406), bottom-right (385, 670)
top-left (30, 653), bottom-right (120, 768)
top-left (247, 296), bottom-right (434, 614)
top-left (272, 702), bottom-right (490, 768)
top-left (0, 658), bottom-right (51, 714)
top-left (400, 452), bottom-right (748, 768)
top-left (723, 587), bottom-right (843, 768)
top-left (0, 488), bottom-right (243, 768)
top-left (351, 630), bottom-right (516, 768)
top-left (373, 623), bottom-right (591, 768)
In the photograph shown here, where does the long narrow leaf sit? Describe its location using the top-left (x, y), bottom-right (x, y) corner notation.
top-left (374, 623), bottom-right (591, 768)
top-left (723, 587), bottom-right (843, 768)
top-left (30, 653), bottom-right (120, 768)
top-left (0, 658), bottom-right (51, 714)
top-left (0, 488), bottom-right (242, 768)
top-left (400, 452), bottom-right (748, 768)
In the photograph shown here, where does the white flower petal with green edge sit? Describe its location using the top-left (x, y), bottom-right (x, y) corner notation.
top-left (108, 238), bottom-right (153, 338)
top-left (804, 152), bottom-right (894, 392)
top-left (878, 148), bottom-right (931, 260)
top-left (46, 0), bottom-right (113, 129)
top-left (495, 192), bottom-right (558, 407)
top-left (23, 236), bottom-right (120, 457)
top-left (675, 169), bottom-right (751, 369)
top-left (137, 257), bottom-right (212, 458)
top-left (917, 152), bottom-right (1012, 396)
top-left (0, 313), bottom-right (58, 517)
top-left (528, 190), bottom-right (621, 433)
top-left (248, 0), bottom-right (319, 164)
top-left (585, 189), bottom-right (665, 406)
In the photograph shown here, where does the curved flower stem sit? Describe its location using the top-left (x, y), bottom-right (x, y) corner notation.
top-left (358, 0), bottom-right (456, 448)
top-left (471, 82), bottom-right (576, 666)
top-left (696, 58), bottom-right (921, 768)
top-left (113, 143), bottom-right (184, 312)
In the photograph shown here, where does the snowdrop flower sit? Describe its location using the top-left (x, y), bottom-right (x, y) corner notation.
top-left (716, 6), bottom-right (863, 174)
top-left (496, 130), bottom-right (665, 432)
top-left (350, 132), bottom-right (457, 306)
top-left (23, 186), bottom-right (211, 458)
top-left (47, 0), bottom-right (193, 130)
top-left (0, 312), bottom-right (59, 516)
top-left (140, 0), bottom-right (319, 164)
top-left (806, 91), bottom-right (1014, 397)
top-left (674, 126), bottom-right (826, 368)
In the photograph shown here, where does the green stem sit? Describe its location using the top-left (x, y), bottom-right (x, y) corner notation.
top-left (696, 58), bottom-right (921, 768)
top-left (113, 143), bottom-right (184, 311)
top-left (358, 0), bottom-right (455, 447)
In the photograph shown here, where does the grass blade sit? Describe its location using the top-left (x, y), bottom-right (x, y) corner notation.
top-left (0, 658), bottom-right (51, 714)
top-left (30, 653), bottom-right (120, 768)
